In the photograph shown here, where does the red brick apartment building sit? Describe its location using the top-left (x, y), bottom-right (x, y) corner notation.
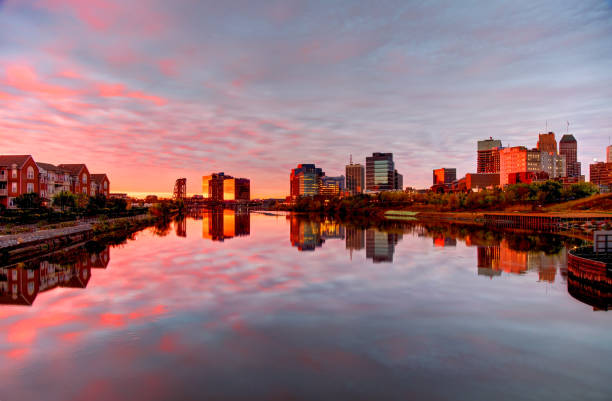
top-left (58, 164), bottom-right (91, 196)
top-left (91, 174), bottom-right (110, 197)
top-left (1, 155), bottom-right (110, 208)
top-left (0, 155), bottom-right (40, 208)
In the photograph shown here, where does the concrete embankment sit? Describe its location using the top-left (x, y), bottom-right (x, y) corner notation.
top-left (0, 215), bottom-right (155, 263)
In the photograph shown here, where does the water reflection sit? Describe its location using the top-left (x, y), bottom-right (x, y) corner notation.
top-left (201, 209), bottom-right (250, 241)
top-left (1, 212), bottom-right (612, 400)
top-left (0, 246), bottom-right (109, 306)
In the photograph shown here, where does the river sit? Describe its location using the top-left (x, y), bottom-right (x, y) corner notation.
top-left (1, 211), bottom-right (610, 400)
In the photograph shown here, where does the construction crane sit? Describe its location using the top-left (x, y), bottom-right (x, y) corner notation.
top-left (173, 178), bottom-right (187, 200)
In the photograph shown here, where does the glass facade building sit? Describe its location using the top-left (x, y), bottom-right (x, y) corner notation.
top-left (365, 153), bottom-right (396, 192)
top-left (290, 164), bottom-right (324, 198)
top-left (202, 172), bottom-right (250, 201)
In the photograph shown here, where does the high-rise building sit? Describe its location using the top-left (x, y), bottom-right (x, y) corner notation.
top-left (540, 152), bottom-right (566, 178)
top-left (590, 162), bottom-right (612, 188)
top-left (477, 137), bottom-right (503, 173)
top-left (202, 172), bottom-right (250, 201)
top-left (559, 134), bottom-right (581, 177)
top-left (320, 175), bottom-right (345, 196)
top-left (607, 145), bottom-right (612, 163)
top-left (537, 132), bottom-right (557, 154)
top-left (365, 153), bottom-right (396, 192)
top-left (394, 170), bottom-right (403, 191)
top-left (499, 147), bottom-right (527, 186)
top-left (346, 162), bottom-right (364, 195)
top-left (433, 168), bottom-right (456, 186)
top-left (290, 164), bottom-right (324, 198)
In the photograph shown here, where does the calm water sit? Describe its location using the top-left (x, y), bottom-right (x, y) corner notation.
top-left (1, 211), bottom-right (611, 401)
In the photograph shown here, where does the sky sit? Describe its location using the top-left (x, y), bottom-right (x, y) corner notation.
top-left (0, 0), bottom-right (611, 198)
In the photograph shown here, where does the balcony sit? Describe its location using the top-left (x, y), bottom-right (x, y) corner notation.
top-left (0, 188), bottom-right (7, 196)
top-left (0, 171), bottom-right (6, 182)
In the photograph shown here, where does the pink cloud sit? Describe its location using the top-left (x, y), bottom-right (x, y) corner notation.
top-left (96, 83), bottom-right (167, 106)
top-left (3, 63), bottom-right (79, 97)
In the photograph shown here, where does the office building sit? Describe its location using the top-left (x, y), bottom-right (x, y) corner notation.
top-left (537, 132), bottom-right (558, 154)
top-left (394, 170), bottom-right (403, 191)
top-left (365, 153), bottom-right (396, 192)
top-left (290, 164), bottom-right (324, 198)
top-left (540, 152), bottom-right (566, 178)
top-left (477, 137), bottom-right (503, 173)
top-left (202, 172), bottom-right (250, 201)
top-left (499, 147), bottom-right (543, 186)
top-left (320, 175), bottom-right (345, 196)
top-left (433, 168), bottom-right (456, 186)
top-left (590, 162), bottom-right (612, 188)
top-left (346, 162), bottom-right (364, 195)
top-left (559, 134), bottom-right (581, 178)
top-left (608, 145), bottom-right (612, 163)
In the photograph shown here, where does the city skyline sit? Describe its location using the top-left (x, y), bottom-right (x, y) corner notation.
top-left (1, 1), bottom-right (611, 197)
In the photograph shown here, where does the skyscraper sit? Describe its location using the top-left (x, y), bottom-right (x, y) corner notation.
top-left (290, 164), bottom-right (324, 198)
top-left (346, 161), bottom-right (364, 195)
top-left (477, 137), bottom-right (503, 173)
top-left (394, 170), bottom-right (403, 191)
top-left (365, 152), bottom-right (395, 192)
top-left (607, 145), bottom-right (612, 163)
top-left (537, 132), bottom-right (557, 154)
top-left (559, 134), bottom-right (581, 177)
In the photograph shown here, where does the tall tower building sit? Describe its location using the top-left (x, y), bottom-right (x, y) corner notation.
top-left (607, 145), bottom-right (612, 163)
top-left (477, 137), bottom-right (503, 173)
top-left (537, 132), bottom-right (558, 154)
top-left (365, 153), bottom-right (395, 192)
top-left (346, 158), bottom-right (365, 195)
top-left (559, 134), bottom-right (580, 177)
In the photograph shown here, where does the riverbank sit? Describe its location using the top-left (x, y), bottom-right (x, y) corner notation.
top-left (0, 214), bottom-right (160, 264)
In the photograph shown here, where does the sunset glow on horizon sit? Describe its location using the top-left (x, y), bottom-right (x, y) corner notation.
top-left (1, 0), bottom-right (611, 197)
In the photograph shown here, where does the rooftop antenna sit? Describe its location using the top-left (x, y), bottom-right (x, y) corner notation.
top-left (349, 154), bottom-right (353, 165)
top-left (566, 121), bottom-right (570, 134)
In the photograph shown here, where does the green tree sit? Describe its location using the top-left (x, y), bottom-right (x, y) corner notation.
top-left (14, 192), bottom-right (43, 209)
top-left (53, 191), bottom-right (76, 211)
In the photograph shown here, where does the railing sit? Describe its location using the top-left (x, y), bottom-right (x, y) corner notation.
top-left (0, 188), bottom-right (7, 196)
top-left (0, 171), bottom-right (6, 182)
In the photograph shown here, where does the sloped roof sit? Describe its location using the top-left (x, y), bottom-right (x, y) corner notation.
top-left (560, 134), bottom-right (577, 143)
top-left (0, 155), bottom-right (33, 168)
top-left (57, 164), bottom-right (88, 175)
top-left (37, 162), bottom-right (61, 172)
top-left (90, 173), bottom-right (108, 184)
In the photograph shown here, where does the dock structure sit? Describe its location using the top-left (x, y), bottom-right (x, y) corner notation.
top-left (568, 244), bottom-right (612, 310)
top-left (483, 213), bottom-right (611, 232)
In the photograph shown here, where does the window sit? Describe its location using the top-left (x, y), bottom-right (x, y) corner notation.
top-left (27, 166), bottom-right (34, 179)
top-left (11, 182), bottom-right (17, 193)
top-left (27, 183), bottom-right (34, 193)
top-left (12, 169), bottom-right (17, 178)
top-left (82, 174), bottom-right (87, 184)
top-left (8, 197), bottom-right (15, 207)
top-left (104, 181), bottom-right (108, 189)
top-left (82, 187), bottom-right (87, 194)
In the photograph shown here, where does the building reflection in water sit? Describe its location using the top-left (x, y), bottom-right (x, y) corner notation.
top-left (366, 229), bottom-right (401, 263)
top-left (474, 239), bottom-right (567, 282)
top-left (202, 209), bottom-right (250, 241)
top-left (0, 246), bottom-right (110, 306)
